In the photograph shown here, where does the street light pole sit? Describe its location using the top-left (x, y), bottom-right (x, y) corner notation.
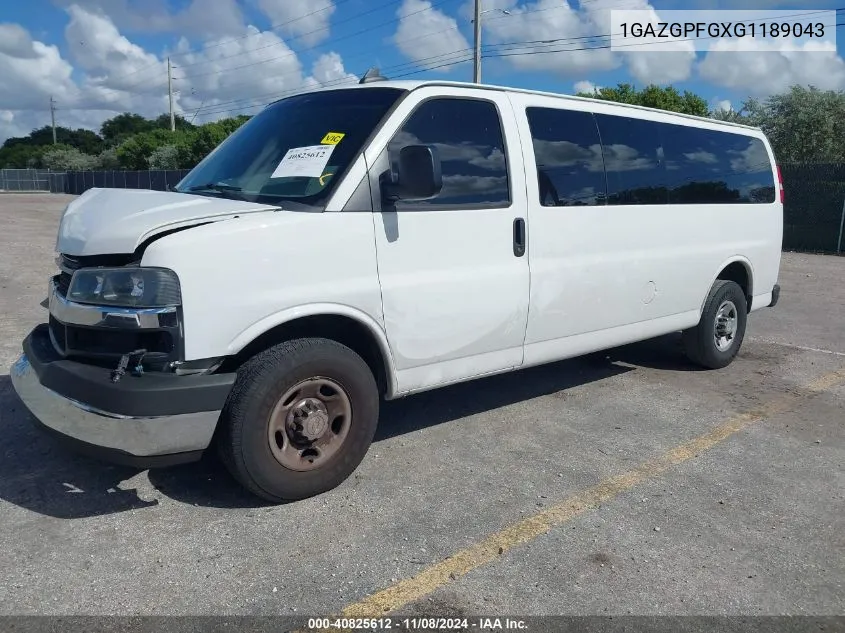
top-left (473, 0), bottom-right (482, 83)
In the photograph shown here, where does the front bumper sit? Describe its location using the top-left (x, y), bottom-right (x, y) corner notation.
top-left (10, 325), bottom-right (236, 468)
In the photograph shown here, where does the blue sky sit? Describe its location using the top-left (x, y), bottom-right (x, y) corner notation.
top-left (1, 0), bottom-right (843, 141)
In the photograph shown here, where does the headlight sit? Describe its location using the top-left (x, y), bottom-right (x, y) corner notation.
top-left (67, 267), bottom-right (181, 308)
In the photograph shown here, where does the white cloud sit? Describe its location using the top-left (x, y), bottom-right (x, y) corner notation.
top-left (683, 150), bottom-right (719, 164)
top-left (470, 0), bottom-right (694, 83)
top-left (0, 6), bottom-right (357, 143)
top-left (170, 26), bottom-right (326, 120)
top-left (0, 23), bottom-right (78, 114)
top-left (253, 0), bottom-right (336, 45)
top-left (0, 24), bottom-right (42, 59)
top-left (393, 0), bottom-right (471, 71)
top-left (699, 39), bottom-right (845, 96)
top-left (310, 52), bottom-right (358, 85)
top-left (710, 98), bottom-right (732, 113)
top-left (479, 0), bottom-right (618, 76)
top-left (52, 0), bottom-right (247, 39)
top-left (65, 5), bottom-right (166, 92)
top-left (574, 80), bottom-right (600, 94)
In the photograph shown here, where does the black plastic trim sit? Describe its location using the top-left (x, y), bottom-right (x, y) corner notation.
top-left (24, 324), bottom-right (235, 418)
top-left (769, 283), bottom-right (781, 308)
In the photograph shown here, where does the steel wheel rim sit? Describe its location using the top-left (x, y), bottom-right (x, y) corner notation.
top-left (267, 377), bottom-right (353, 472)
top-left (714, 300), bottom-right (738, 352)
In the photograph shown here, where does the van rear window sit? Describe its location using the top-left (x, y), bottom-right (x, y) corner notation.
top-left (526, 106), bottom-right (776, 206)
top-left (659, 123), bottom-right (776, 204)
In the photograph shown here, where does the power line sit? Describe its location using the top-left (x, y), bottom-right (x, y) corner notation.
top-left (171, 0), bottom-right (358, 59)
top-left (183, 28), bottom-right (476, 113)
top-left (199, 9), bottom-right (845, 118)
top-left (174, 0), bottom-right (407, 74)
top-left (190, 42), bottom-right (480, 118)
top-left (176, 0), bottom-right (456, 81)
top-left (117, 0), bottom-right (361, 84)
top-left (483, 16), bottom-right (845, 61)
top-left (194, 49), bottom-right (476, 118)
top-left (114, 0), bottom-right (404, 96)
top-left (65, 6), bottom-right (845, 120)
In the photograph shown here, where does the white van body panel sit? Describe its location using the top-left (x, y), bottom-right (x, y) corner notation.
top-left (140, 209), bottom-right (386, 366)
top-left (363, 86), bottom-right (532, 395)
top-left (504, 91), bottom-right (782, 368)
top-left (56, 187), bottom-right (278, 256)
top-left (53, 80), bottom-right (783, 402)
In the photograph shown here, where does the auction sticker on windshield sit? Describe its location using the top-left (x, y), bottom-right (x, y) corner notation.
top-left (271, 145), bottom-right (336, 179)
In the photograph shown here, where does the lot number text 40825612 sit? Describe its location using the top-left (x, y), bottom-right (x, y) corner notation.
top-left (307, 617), bottom-right (528, 630)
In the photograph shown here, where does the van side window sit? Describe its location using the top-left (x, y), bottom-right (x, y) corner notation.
top-left (594, 114), bottom-right (667, 205)
top-left (660, 124), bottom-right (776, 204)
top-left (525, 107), bottom-right (607, 207)
top-left (388, 98), bottom-right (510, 208)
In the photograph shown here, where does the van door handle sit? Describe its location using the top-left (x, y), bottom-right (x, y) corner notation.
top-left (513, 218), bottom-right (526, 257)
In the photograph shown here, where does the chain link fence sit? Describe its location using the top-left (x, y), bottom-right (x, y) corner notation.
top-left (0, 169), bottom-right (62, 192)
top-left (780, 163), bottom-right (845, 254)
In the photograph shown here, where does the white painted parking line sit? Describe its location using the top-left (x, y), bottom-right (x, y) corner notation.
top-left (748, 337), bottom-right (845, 357)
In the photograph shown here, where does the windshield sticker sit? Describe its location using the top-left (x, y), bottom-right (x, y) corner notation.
top-left (321, 132), bottom-right (346, 145)
top-left (271, 145), bottom-right (336, 179)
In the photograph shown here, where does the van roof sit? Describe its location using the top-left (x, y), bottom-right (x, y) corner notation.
top-left (299, 79), bottom-right (762, 133)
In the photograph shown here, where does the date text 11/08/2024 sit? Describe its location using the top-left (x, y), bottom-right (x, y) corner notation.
top-left (307, 618), bottom-right (529, 630)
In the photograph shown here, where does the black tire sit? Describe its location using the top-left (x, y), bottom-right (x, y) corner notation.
top-left (217, 337), bottom-right (379, 503)
top-left (682, 280), bottom-right (748, 369)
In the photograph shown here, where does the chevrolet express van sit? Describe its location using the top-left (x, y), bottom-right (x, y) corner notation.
top-left (11, 80), bottom-right (783, 502)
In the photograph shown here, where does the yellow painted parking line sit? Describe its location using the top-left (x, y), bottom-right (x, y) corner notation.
top-left (340, 367), bottom-right (845, 618)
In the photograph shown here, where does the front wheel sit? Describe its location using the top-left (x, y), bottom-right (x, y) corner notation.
top-left (218, 338), bottom-right (380, 502)
top-left (682, 280), bottom-right (748, 369)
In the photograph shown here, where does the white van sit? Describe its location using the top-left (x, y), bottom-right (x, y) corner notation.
top-left (11, 79), bottom-right (783, 502)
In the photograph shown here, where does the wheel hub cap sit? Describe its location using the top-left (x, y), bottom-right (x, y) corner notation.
top-left (290, 398), bottom-right (330, 440)
top-left (267, 377), bottom-right (353, 472)
top-left (714, 300), bottom-right (738, 352)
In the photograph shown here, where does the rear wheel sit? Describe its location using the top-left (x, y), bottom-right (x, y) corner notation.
top-left (682, 280), bottom-right (748, 369)
top-left (218, 338), bottom-right (379, 502)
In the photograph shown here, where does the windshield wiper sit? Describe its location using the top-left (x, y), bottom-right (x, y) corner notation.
top-left (185, 182), bottom-right (243, 193)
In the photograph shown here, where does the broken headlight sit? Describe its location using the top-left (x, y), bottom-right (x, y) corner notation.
top-left (67, 267), bottom-right (181, 308)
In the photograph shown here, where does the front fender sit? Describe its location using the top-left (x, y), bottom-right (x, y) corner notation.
top-left (228, 303), bottom-right (399, 399)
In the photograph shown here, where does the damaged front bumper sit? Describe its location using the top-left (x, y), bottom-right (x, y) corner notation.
top-left (10, 324), bottom-right (235, 468)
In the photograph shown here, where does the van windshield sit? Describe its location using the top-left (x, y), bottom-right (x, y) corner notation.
top-left (175, 87), bottom-right (406, 208)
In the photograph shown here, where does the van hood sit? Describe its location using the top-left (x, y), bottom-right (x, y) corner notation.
top-left (56, 188), bottom-right (280, 256)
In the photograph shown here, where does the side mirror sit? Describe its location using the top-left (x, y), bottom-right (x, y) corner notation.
top-left (382, 144), bottom-right (442, 203)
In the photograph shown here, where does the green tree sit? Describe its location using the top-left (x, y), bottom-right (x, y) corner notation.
top-left (738, 86), bottom-right (845, 163)
top-left (116, 129), bottom-right (178, 169)
top-left (152, 113), bottom-right (196, 133)
top-left (578, 83), bottom-right (710, 117)
top-left (41, 145), bottom-right (100, 171)
top-left (0, 144), bottom-right (46, 168)
top-left (3, 126), bottom-right (104, 154)
top-left (96, 147), bottom-right (121, 169)
top-left (148, 144), bottom-right (181, 169)
top-left (101, 113), bottom-right (155, 144)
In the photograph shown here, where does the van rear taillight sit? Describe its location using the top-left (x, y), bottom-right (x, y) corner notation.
top-left (776, 165), bottom-right (785, 203)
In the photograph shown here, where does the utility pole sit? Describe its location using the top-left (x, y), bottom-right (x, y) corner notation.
top-left (473, 0), bottom-right (482, 83)
top-left (168, 56), bottom-right (175, 132)
top-left (50, 96), bottom-right (57, 144)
